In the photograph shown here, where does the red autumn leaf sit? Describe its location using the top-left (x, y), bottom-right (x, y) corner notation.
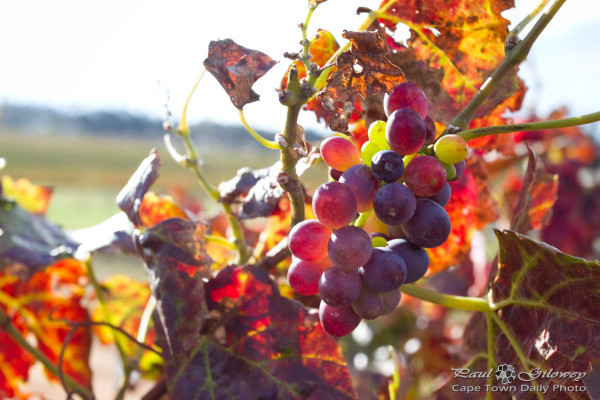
top-left (510, 146), bottom-right (559, 233)
top-left (452, 231), bottom-right (600, 399)
top-left (0, 259), bottom-right (92, 394)
top-left (427, 154), bottom-right (499, 273)
top-left (379, 0), bottom-right (519, 123)
top-left (204, 39), bottom-right (277, 109)
top-left (317, 30), bottom-right (405, 133)
top-left (139, 191), bottom-right (188, 228)
top-left (1, 176), bottom-right (52, 215)
top-left (157, 265), bottom-right (357, 399)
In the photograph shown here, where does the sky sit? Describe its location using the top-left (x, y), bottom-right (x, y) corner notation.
top-left (0, 0), bottom-right (599, 134)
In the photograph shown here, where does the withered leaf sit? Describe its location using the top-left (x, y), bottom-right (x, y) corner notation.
top-left (204, 39), bottom-right (277, 109)
top-left (317, 30), bottom-right (405, 132)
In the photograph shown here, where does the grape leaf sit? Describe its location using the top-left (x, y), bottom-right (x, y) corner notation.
top-left (0, 199), bottom-right (77, 279)
top-left (317, 30), bottom-right (405, 133)
top-left (159, 265), bottom-right (357, 399)
top-left (116, 149), bottom-right (161, 228)
top-left (510, 146), bottom-right (558, 233)
top-left (70, 212), bottom-right (136, 256)
top-left (453, 231), bottom-right (600, 399)
top-left (379, 0), bottom-right (518, 123)
top-left (1, 176), bottom-right (52, 215)
top-left (139, 191), bottom-right (188, 228)
top-left (204, 39), bottom-right (277, 109)
top-left (0, 259), bottom-right (92, 393)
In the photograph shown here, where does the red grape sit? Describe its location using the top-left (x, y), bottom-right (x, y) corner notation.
top-left (287, 257), bottom-right (329, 295)
top-left (312, 182), bottom-right (358, 229)
top-left (384, 82), bottom-right (428, 119)
top-left (320, 136), bottom-right (361, 171)
top-left (404, 155), bottom-right (447, 197)
top-left (424, 116), bottom-right (437, 145)
top-left (385, 108), bottom-right (427, 156)
top-left (319, 301), bottom-right (361, 337)
top-left (288, 219), bottom-right (332, 261)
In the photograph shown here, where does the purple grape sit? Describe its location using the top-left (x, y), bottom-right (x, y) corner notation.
top-left (404, 156), bottom-right (447, 197)
top-left (339, 165), bottom-right (379, 212)
top-left (387, 224), bottom-right (406, 239)
top-left (385, 108), bottom-right (427, 156)
top-left (312, 182), bottom-right (358, 229)
top-left (401, 198), bottom-right (451, 248)
top-left (387, 239), bottom-right (430, 283)
top-left (359, 247), bottom-right (407, 292)
top-left (319, 301), bottom-right (362, 337)
top-left (352, 285), bottom-right (384, 320)
top-left (329, 168), bottom-right (343, 181)
top-left (328, 226), bottom-right (373, 270)
top-left (423, 181), bottom-right (451, 207)
top-left (373, 182), bottom-right (416, 225)
top-left (451, 160), bottom-right (466, 182)
top-left (383, 82), bottom-right (428, 119)
top-left (371, 150), bottom-right (405, 183)
top-left (319, 266), bottom-right (362, 307)
top-left (424, 116), bottom-right (437, 145)
top-left (381, 289), bottom-right (401, 314)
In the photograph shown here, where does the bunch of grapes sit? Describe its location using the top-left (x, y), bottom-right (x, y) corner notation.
top-left (287, 82), bottom-right (469, 337)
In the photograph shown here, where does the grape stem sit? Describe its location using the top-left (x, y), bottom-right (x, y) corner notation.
top-left (446, 0), bottom-right (566, 132)
top-left (400, 284), bottom-right (490, 312)
top-left (458, 110), bottom-right (600, 142)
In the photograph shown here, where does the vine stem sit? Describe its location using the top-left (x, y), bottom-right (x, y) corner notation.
top-left (280, 104), bottom-right (305, 228)
top-left (0, 307), bottom-right (93, 400)
top-left (400, 284), bottom-right (491, 312)
top-left (447, 0), bottom-right (566, 131)
top-left (238, 109), bottom-right (281, 149)
top-left (459, 110), bottom-right (600, 142)
top-left (485, 313), bottom-right (496, 400)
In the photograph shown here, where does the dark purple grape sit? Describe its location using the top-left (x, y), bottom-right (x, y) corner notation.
top-left (371, 150), bottom-right (405, 183)
top-left (401, 198), bottom-right (451, 248)
top-left (404, 156), bottom-right (447, 197)
top-left (387, 224), bottom-right (406, 239)
top-left (319, 301), bottom-right (362, 337)
top-left (424, 116), bottom-right (437, 145)
top-left (384, 82), bottom-right (428, 119)
top-left (312, 181), bottom-right (358, 229)
top-left (373, 182), bottom-right (416, 225)
top-left (352, 285), bottom-right (384, 320)
top-left (319, 266), bottom-right (362, 307)
top-left (450, 160), bottom-right (466, 182)
top-left (329, 168), bottom-right (343, 181)
top-left (423, 181), bottom-right (451, 207)
top-left (288, 219), bottom-right (332, 262)
top-left (287, 257), bottom-right (329, 296)
top-left (339, 165), bottom-right (379, 212)
top-left (387, 239), bottom-right (430, 283)
top-left (381, 289), bottom-right (401, 314)
top-left (385, 108), bottom-right (426, 156)
top-left (328, 226), bottom-right (373, 270)
top-left (359, 247), bottom-right (407, 292)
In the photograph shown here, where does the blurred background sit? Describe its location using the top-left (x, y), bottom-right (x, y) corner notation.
top-left (1, 0), bottom-right (599, 231)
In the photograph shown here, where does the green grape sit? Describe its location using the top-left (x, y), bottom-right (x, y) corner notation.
top-left (368, 120), bottom-right (391, 150)
top-left (361, 140), bottom-right (381, 167)
top-left (371, 236), bottom-right (388, 248)
top-left (442, 161), bottom-right (457, 181)
top-left (403, 153), bottom-right (416, 169)
top-left (434, 134), bottom-right (468, 164)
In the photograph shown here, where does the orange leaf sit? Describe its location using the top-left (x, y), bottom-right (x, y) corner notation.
top-left (1, 176), bottom-right (52, 214)
top-left (139, 191), bottom-right (188, 228)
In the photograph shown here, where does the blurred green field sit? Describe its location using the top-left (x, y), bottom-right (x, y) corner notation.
top-left (1, 131), bottom-right (327, 228)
